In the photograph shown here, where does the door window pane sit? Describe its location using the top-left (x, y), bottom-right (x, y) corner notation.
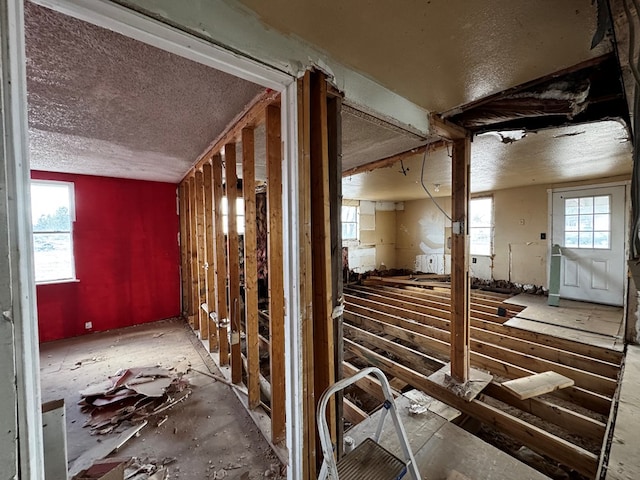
top-left (564, 195), bottom-right (611, 249)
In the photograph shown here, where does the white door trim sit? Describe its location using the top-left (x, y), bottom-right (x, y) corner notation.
top-left (13, 2), bottom-right (304, 478)
top-left (3, 0), bottom-right (44, 477)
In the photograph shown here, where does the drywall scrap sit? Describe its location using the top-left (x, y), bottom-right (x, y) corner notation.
top-left (79, 366), bottom-right (192, 435)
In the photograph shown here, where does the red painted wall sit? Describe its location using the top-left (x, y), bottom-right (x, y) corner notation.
top-left (32, 171), bottom-right (180, 342)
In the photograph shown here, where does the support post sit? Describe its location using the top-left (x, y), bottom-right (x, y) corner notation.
top-left (450, 135), bottom-right (471, 382)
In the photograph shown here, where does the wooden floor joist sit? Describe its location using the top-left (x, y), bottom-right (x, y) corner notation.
top-left (345, 339), bottom-right (600, 478)
top-left (343, 282), bottom-right (622, 475)
top-left (344, 289), bottom-right (613, 414)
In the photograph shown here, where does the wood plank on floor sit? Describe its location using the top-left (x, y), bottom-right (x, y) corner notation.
top-left (501, 371), bottom-right (575, 400)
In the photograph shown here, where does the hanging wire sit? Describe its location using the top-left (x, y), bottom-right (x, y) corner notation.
top-left (420, 146), bottom-right (453, 222)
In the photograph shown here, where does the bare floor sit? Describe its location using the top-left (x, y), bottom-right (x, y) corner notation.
top-left (39, 318), bottom-right (282, 479)
top-left (504, 293), bottom-right (625, 350)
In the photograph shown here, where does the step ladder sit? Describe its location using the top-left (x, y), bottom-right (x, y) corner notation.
top-left (317, 367), bottom-right (421, 480)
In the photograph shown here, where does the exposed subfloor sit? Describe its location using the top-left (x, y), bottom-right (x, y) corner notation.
top-left (39, 318), bottom-right (283, 479)
top-left (504, 293), bottom-right (625, 351)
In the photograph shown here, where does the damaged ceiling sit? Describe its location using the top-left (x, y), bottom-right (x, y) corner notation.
top-left (342, 120), bottom-right (632, 202)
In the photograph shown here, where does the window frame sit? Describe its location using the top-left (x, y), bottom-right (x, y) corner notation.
top-left (31, 179), bottom-right (77, 284)
top-left (469, 196), bottom-right (494, 256)
top-left (341, 204), bottom-right (359, 242)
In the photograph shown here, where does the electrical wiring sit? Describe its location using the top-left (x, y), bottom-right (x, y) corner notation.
top-left (420, 146), bottom-right (452, 222)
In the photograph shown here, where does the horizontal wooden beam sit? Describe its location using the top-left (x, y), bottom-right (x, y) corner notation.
top-left (342, 140), bottom-right (446, 178)
top-left (429, 114), bottom-right (467, 140)
top-left (343, 398), bottom-right (368, 425)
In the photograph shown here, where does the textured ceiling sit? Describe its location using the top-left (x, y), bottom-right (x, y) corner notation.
top-left (25, 2), bottom-right (264, 183)
top-left (238, 0), bottom-right (609, 113)
top-left (342, 121), bottom-right (633, 201)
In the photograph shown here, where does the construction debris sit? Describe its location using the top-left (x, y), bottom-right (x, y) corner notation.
top-left (72, 456), bottom-right (173, 480)
top-left (79, 366), bottom-right (191, 434)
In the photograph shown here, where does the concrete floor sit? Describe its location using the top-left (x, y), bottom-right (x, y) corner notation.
top-left (39, 318), bottom-right (283, 479)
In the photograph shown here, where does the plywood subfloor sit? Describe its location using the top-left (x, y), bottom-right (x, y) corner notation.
top-left (606, 345), bottom-right (640, 480)
top-left (345, 393), bottom-right (548, 480)
top-left (504, 293), bottom-right (624, 351)
top-left (39, 318), bottom-right (282, 479)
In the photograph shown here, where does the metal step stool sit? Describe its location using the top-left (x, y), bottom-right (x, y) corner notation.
top-left (317, 367), bottom-right (421, 480)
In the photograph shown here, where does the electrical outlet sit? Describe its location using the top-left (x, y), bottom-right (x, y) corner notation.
top-left (472, 257), bottom-right (477, 264)
top-left (85, 321), bottom-right (92, 330)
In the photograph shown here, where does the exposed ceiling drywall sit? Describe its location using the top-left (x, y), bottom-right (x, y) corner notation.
top-left (342, 120), bottom-right (632, 201)
top-left (25, 2), bottom-right (264, 183)
top-left (237, 0), bottom-right (609, 113)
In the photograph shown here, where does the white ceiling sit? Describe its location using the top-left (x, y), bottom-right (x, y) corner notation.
top-left (342, 121), bottom-right (633, 201)
top-left (25, 2), bottom-right (264, 183)
top-left (24, 1), bottom-right (631, 197)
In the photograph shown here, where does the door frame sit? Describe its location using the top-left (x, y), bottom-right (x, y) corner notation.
top-left (547, 180), bottom-right (631, 308)
top-left (8, 1), bottom-right (305, 478)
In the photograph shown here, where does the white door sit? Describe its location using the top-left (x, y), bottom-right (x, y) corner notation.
top-left (551, 185), bottom-right (626, 306)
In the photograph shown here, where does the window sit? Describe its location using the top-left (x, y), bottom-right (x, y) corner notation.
top-left (341, 205), bottom-right (358, 241)
top-left (221, 197), bottom-right (245, 235)
top-left (31, 181), bottom-right (75, 282)
top-left (564, 195), bottom-right (610, 249)
top-left (469, 197), bottom-right (493, 256)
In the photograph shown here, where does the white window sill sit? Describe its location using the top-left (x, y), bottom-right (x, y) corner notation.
top-left (36, 278), bottom-right (80, 286)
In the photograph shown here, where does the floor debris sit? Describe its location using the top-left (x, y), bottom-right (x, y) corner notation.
top-left (79, 366), bottom-right (191, 435)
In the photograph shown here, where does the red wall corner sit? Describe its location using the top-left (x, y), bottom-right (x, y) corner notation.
top-left (32, 171), bottom-right (180, 342)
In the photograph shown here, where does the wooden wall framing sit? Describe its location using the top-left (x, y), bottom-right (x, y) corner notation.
top-left (178, 75), bottom-right (342, 477)
top-left (177, 90), bottom-right (289, 461)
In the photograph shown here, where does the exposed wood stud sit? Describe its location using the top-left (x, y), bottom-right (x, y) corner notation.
top-left (328, 91), bottom-right (344, 458)
top-left (212, 154), bottom-right (229, 365)
top-left (178, 184), bottom-right (189, 317)
top-left (310, 71), bottom-right (336, 448)
top-left (242, 127), bottom-right (260, 408)
top-left (450, 134), bottom-right (471, 382)
top-left (195, 170), bottom-right (207, 338)
top-left (203, 162), bottom-right (218, 351)
top-left (266, 103), bottom-right (286, 444)
top-left (225, 143), bottom-right (242, 384)
top-left (188, 176), bottom-right (199, 329)
top-left (181, 181), bottom-right (193, 319)
top-left (298, 71), bottom-right (316, 478)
